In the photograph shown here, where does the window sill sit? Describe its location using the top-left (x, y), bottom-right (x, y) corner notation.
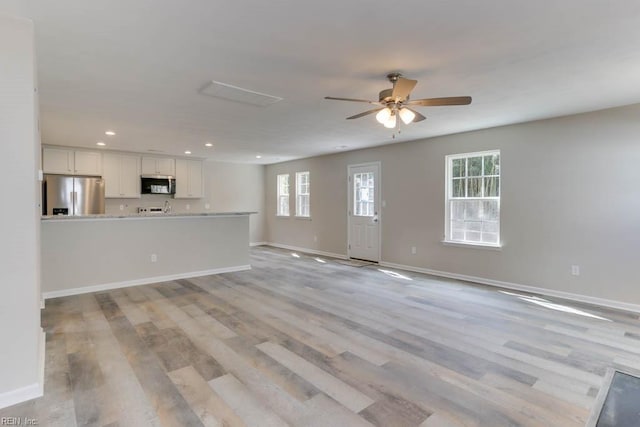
top-left (441, 240), bottom-right (502, 251)
top-left (295, 216), bottom-right (312, 221)
top-left (276, 215), bottom-right (290, 218)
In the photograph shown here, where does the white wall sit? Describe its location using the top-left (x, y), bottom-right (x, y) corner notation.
top-left (42, 215), bottom-right (250, 295)
top-left (0, 1), bottom-right (28, 17)
top-left (266, 103), bottom-right (640, 308)
top-left (105, 160), bottom-right (266, 243)
top-left (0, 12), bottom-right (42, 405)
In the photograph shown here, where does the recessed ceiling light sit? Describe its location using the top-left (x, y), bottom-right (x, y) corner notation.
top-left (205, 143), bottom-right (213, 147)
top-left (96, 142), bottom-right (106, 146)
top-left (334, 145), bottom-right (348, 150)
top-left (105, 131), bottom-right (116, 136)
top-left (256, 155), bottom-right (262, 159)
top-left (184, 150), bottom-right (192, 155)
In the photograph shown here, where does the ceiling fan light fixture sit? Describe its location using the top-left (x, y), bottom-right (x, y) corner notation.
top-left (375, 107), bottom-right (392, 124)
top-left (383, 113), bottom-right (396, 128)
top-left (399, 107), bottom-right (416, 124)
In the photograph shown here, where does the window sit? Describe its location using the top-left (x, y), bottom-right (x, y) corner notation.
top-left (276, 174), bottom-right (289, 216)
top-left (295, 171), bottom-right (310, 217)
top-left (445, 150), bottom-right (500, 246)
top-left (353, 172), bottom-right (375, 217)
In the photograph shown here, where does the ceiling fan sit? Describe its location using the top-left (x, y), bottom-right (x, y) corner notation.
top-left (325, 73), bottom-right (472, 128)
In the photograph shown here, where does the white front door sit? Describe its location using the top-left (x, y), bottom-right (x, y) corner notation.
top-left (348, 162), bottom-right (380, 262)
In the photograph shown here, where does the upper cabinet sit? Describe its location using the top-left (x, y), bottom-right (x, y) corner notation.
top-left (42, 147), bottom-right (73, 174)
top-left (74, 151), bottom-right (103, 175)
top-left (175, 159), bottom-right (203, 198)
top-left (103, 153), bottom-right (141, 198)
top-left (142, 156), bottom-right (175, 176)
top-left (42, 147), bottom-right (102, 176)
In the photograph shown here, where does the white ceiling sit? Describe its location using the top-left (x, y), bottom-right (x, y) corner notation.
top-left (23, 0), bottom-right (640, 164)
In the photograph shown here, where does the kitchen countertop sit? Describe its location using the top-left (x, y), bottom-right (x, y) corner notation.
top-left (41, 211), bottom-right (257, 222)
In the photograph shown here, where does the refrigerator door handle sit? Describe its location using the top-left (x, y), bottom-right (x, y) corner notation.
top-left (73, 191), bottom-right (78, 215)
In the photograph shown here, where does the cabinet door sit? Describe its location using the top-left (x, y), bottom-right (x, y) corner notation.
top-left (119, 155), bottom-right (141, 198)
top-left (102, 154), bottom-right (121, 198)
top-left (187, 160), bottom-right (203, 198)
top-left (104, 154), bottom-right (140, 198)
top-left (141, 157), bottom-right (175, 175)
top-left (156, 158), bottom-right (175, 176)
top-left (174, 159), bottom-right (189, 198)
top-left (175, 159), bottom-right (203, 198)
top-left (74, 151), bottom-right (102, 176)
top-left (42, 147), bottom-right (73, 174)
top-left (141, 157), bottom-right (157, 175)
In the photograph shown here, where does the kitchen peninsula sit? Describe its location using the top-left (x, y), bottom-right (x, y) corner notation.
top-left (41, 212), bottom-right (255, 298)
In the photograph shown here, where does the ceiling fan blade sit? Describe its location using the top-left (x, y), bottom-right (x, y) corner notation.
top-left (325, 96), bottom-right (380, 105)
top-left (346, 108), bottom-right (384, 120)
top-left (408, 108), bottom-right (426, 122)
top-left (392, 77), bottom-right (417, 101)
top-left (407, 96), bottom-right (472, 106)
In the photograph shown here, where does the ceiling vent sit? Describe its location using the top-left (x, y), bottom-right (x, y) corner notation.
top-left (199, 81), bottom-right (283, 107)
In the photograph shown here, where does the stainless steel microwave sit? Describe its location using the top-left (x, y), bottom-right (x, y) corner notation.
top-left (141, 175), bottom-right (176, 194)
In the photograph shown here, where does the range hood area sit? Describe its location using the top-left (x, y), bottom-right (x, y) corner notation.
top-left (141, 175), bottom-right (176, 195)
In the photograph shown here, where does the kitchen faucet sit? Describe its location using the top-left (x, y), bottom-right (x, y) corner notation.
top-left (163, 200), bottom-right (172, 213)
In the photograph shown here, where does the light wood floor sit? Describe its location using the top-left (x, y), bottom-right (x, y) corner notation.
top-left (3, 246), bottom-right (640, 426)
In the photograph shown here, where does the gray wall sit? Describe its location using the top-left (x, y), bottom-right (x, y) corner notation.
top-left (266, 103), bottom-right (640, 306)
top-left (0, 11), bottom-right (41, 399)
top-left (42, 215), bottom-right (250, 294)
top-left (105, 161), bottom-right (266, 244)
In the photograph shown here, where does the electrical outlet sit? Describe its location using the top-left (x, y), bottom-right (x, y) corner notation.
top-left (571, 265), bottom-right (580, 276)
top-left (205, 203), bottom-right (210, 210)
top-left (119, 204), bottom-right (124, 211)
top-left (411, 246), bottom-right (417, 255)
top-left (151, 254), bottom-right (157, 263)
top-left (186, 204), bottom-right (191, 210)
top-left (314, 235), bottom-right (318, 242)
top-left (382, 200), bottom-right (387, 208)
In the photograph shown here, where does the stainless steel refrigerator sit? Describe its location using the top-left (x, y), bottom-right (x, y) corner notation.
top-left (43, 174), bottom-right (105, 216)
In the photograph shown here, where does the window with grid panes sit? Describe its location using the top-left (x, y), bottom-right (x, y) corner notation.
top-left (276, 174), bottom-right (290, 216)
top-left (353, 172), bottom-right (375, 217)
top-left (295, 171), bottom-right (310, 217)
top-left (445, 151), bottom-right (500, 246)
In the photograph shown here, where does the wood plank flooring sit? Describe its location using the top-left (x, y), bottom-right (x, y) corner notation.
top-left (3, 246), bottom-right (640, 426)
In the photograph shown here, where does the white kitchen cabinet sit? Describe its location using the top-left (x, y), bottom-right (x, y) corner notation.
top-left (103, 153), bottom-right (141, 198)
top-left (42, 147), bottom-right (102, 176)
top-left (42, 147), bottom-right (73, 174)
top-left (141, 156), bottom-right (175, 176)
top-left (175, 159), bottom-right (203, 198)
top-left (74, 150), bottom-right (102, 175)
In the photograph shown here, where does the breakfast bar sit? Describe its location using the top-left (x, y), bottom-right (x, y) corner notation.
top-left (41, 212), bottom-right (255, 299)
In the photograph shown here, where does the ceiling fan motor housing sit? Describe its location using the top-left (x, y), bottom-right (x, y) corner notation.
top-left (379, 88), bottom-right (407, 104)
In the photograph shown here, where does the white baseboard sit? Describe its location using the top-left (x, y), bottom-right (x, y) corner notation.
top-left (42, 265), bottom-right (252, 300)
top-left (250, 241), bottom-right (267, 247)
top-left (0, 329), bottom-right (45, 410)
top-left (0, 383), bottom-right (41, 410)
top-left (379, 261), bottom-right (640, 314)
top-left (264, 242), bottom-right (349, 260)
